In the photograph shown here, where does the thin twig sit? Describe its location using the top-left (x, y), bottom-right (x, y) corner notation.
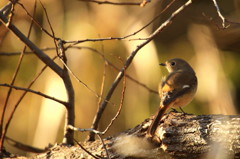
top-left (63, 37), bottom-right (129, 47)
top-left (73, 138), bottom-right (101, 159)
top-left (0, 47), bottom-right (60, 56)
top-left (39, 0), bottom-right (59, 56)
top-left (88, 0), bottom-right (194, 141)
top-left (0, 83), bottom-right (67, 105)
top-left (202, 12), bottom-right (229, 30)
top-left (39, 4), bottom-right (75, 143)
top-left (66, 46), bottom-right (158, 94)
top-left (58, 57), bottom-right (117, 107)
top-left (97, 42), bottom-right (107, 114)
top-left (64, 0), bottom-right (174, 45)
top-left (225, 19), bottom-right (240, 26)
top-left (0, 0), bottom-right (35, 150)
top-left (3, 57), bottom-right (58, 142)
top-left (16, 1), bottom-right (56, 39)
top-left (69, 125), bottom-right (111, 158)
top-left (69, 125), bottom-right (110, 158)
top-left (0, 46), bottom-right (158, 94)
top-left (67, 125), bottom-right (103, 134)
top-left (102, 62), bottom-right (126, 134)
top-left (67, 46), bottom-right (158, 94)
top-left (96, 134), bottom-right (110, 159)
top-left (0, 51), bottom-right (33, 56)
top-left (9, 1), bottom-right (150, 49)
top-left (13, 56), bottom-right (58, 107)
top-left (59, 58), bottom-right (104, 98)
top-left (127, 0), bottom-right (176, 41)
top-left (78, 0), bottom-right (141, 6)
top-left (212, 0), bottom-right (229, 29)
top-left (0, 10), bottom-right (63, 77)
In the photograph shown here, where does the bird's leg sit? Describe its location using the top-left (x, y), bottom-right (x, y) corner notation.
top-left (170, 108), bottom-right (178, 112)
top-left (179, 107), bottom-right (185, 113)
top-left (179, 107), bottom-right (188, 116)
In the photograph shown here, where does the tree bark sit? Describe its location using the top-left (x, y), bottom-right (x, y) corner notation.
top-left (29, 112), bottom-right (240, 158)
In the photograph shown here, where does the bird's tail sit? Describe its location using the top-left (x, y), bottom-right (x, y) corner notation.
top-left (147, 106), bottom-right (168, 136)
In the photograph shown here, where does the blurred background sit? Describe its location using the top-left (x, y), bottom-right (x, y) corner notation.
top-left (0, 0), bottom-right (240, 156)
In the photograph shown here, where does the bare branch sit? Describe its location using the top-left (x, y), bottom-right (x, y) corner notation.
top-left (38, 3), bottom-right (75, 144)
top-left (3, 57), bottom-right (59, 143)
top-left (96, 134), bottom-right (110, 159)
top-left (68, 124), bottom-right (110, 159)
top-left (67, 47), bottom-right (158, 94)
top-left (58, 55), bottom-right (118, 108)
top-left (0, 9), bottom-right (63, 77)
top-left (102, 62), bottom-right (126, 134)
top-left (0, 51), bottom-right (33, 56)
top-left (0, 0), bottom-right (36, 150)
top-left (73, 138), bottom-right (101, 159)
top-left (212, 0), bottom-right (230, 29)
top-left (0, 47), bottom-right (60, 56)
top-left (5, 136), bottom-right (49, 153)
top-left (78, 0), bottom-right (142, 6)
top-left (57, 40), bottom-right (75, 145)
top-left (62, 0), bottom-right (174, 46)
top-left (67, 125), bottom-right (103, 134)
top-left (39, 0), bottom-right (59, 56)
top-left (13, 57), bottom-right (57, 108)
top-left (96, 43), bottom-right (107, 115)
top-left (63, 37), bottom-right (129, 46)
top-left (16, 1), bottom-right (56, 39)
top-left (0, 83), bottom-right (67, 105)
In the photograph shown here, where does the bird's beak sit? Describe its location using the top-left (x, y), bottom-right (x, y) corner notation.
top-left (159, 63), bottom-right (166, 66)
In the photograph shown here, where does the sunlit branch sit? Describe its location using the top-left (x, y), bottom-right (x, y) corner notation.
top-left (78, 0), bottom-right (141, 6)
top-left (0, 84), bottom-right (67, 105)
top-left (212, 0), bottom-right (229, 29)
top-left (101, 64), bottom-right (126, 135)
top-left (0, 1), bottom-right (36, 150)
top-left (0, 10), bottom-right (63, 77)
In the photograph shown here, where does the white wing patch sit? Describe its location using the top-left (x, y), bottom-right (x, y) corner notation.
top-left (182, 85), bottom-right (190, 89)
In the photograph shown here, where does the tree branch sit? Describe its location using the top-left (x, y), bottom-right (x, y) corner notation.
top-left (212, 0), bottom-right (229, 29)
top-left (0, 84), bottom-right (67, 105)
top-left (0, 10), bottom-right (63, 77)
top-left (57, 40), bottom-right (75, 145)
top-left (77, 0), bottom-right (142, 6)
top-left (0, 1), bottom-right (37, 150)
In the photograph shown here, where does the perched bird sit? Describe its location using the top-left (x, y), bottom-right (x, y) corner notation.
top-left (147, 58), bottom-right (198, 137)
top-left (112, 58), bottom-right (197, 158)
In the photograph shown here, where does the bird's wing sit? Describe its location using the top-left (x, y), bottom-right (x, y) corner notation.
top-left (161, 86), bottom-right (192, 107)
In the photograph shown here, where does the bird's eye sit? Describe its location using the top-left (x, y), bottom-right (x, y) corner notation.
top-left (171, 61), bottom-right (176, 66)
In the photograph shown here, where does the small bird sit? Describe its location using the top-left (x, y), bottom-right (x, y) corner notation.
top-left (147, 58), bottom-right (198, 137)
